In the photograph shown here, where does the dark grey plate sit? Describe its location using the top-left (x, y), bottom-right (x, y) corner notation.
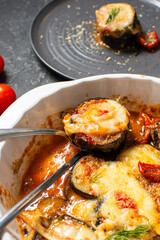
top-left (30, 0), bottom-right (160, 79)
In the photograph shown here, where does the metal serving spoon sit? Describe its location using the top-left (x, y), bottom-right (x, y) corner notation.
top-left (0, 128), bottom-right (88, 231)
top-left (0, 128), bottom-right (67, 141)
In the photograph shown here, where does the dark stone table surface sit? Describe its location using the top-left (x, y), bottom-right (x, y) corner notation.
top-left (0, 0), bottom-right (65, 98)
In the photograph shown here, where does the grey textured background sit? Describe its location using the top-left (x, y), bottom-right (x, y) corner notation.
top-left (0, 0), bottom-right (64, 98)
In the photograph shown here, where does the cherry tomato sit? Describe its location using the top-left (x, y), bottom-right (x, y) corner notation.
top-left (137, 29), bottom-right (159, 50)
top-left (0, 84), bottom-right (16, 115)
top-left (0, 55), bottom-right (4, 74)
top-left (138, 161), bottom-right (160, 183)
top-left (136, 112), bottom-right (151, 144)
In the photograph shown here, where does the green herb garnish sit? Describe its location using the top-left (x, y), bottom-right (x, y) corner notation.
top-left (89, 172), bottom-right (102, 183)
top-left (106, 225), bottom-right (152, 240)
top-left (106, 7), bottom-right (120, 24)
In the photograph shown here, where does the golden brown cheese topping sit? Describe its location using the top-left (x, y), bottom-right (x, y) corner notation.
top-left (71, 145), bottom-right (160, 236)
top-left (63, 99), bottom-right (130, 136)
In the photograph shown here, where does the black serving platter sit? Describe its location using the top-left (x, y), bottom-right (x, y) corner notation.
top-left (30, 0), bottom-right (160, 79)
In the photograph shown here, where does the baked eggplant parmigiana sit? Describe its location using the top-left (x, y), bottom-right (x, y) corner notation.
top-left (63, 98), bottom-right (130, 152)
top-left (7, 98), bottom-right (160, 240)
top-left (95, 3), bottom-right (142, 49)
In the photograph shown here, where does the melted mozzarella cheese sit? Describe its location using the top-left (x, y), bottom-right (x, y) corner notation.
top-left (63, 99), bottom-right (129, 136)
top-left (93, 145), bottom-right (160, 234)
top-left (98, 165), bottom-right (160, 230)
top-left (71, 145), bottom-right (160, 236)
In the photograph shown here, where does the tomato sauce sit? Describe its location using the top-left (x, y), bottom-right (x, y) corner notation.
top-left (20, 136), bottom-right (79, 200)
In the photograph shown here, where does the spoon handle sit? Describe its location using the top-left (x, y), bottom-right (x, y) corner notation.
top-left (0, 128), bottom-right (66, 140)
top-left (0, 151), bottom-right (87, 231)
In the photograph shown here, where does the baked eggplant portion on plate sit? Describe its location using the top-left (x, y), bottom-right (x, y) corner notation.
top-left (95, 3), bottom-right (142, 49)
top-left (63, 98), bottom-right (130, 153)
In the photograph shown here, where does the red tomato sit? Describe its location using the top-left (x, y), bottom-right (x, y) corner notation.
top-left (115, 191), bottom-right (137, 210)
top-left (0, 55), bottom-right (4, 74)
top-left (137, 29), bottom-right (159, 50)
top-left (0, 84), bottom-right (16, 115)
top-left (98, 110), bottom-right (109, 116)
top-left (138, 161), bottom-right (160, 183)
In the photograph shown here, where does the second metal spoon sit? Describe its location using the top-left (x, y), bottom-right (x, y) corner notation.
top-left (0, 128), bottom-right (88, 231)
top-left (0, 151), bottom-right (87, 231)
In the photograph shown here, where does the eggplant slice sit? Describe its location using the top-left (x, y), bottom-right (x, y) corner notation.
top-left (32, 232), bottom-right (46, 240)
top-left (37, 197), bottom-right (66, 218)
top-left (95, 3), bottom-right (142, 49)
top-left (150, 120), bottom-right (160, 150)
top-left (70, 154), bottom-right (106, 198)
top-left (18, 218), bottom-right (47, 240)
top-left (36, 214), bottom-right (97, 240)
top-left (20, 198), bottom-right (97, 239)
top-left (63, 98), bottom-right (130, 153)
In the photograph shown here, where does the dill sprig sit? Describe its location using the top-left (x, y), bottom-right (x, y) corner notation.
top-left (89, 172), bottom-right (102, 183)
top-left (106, 7), bottom-right (120, 24)
top-left (106, 225), bottom-right (152, 240)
